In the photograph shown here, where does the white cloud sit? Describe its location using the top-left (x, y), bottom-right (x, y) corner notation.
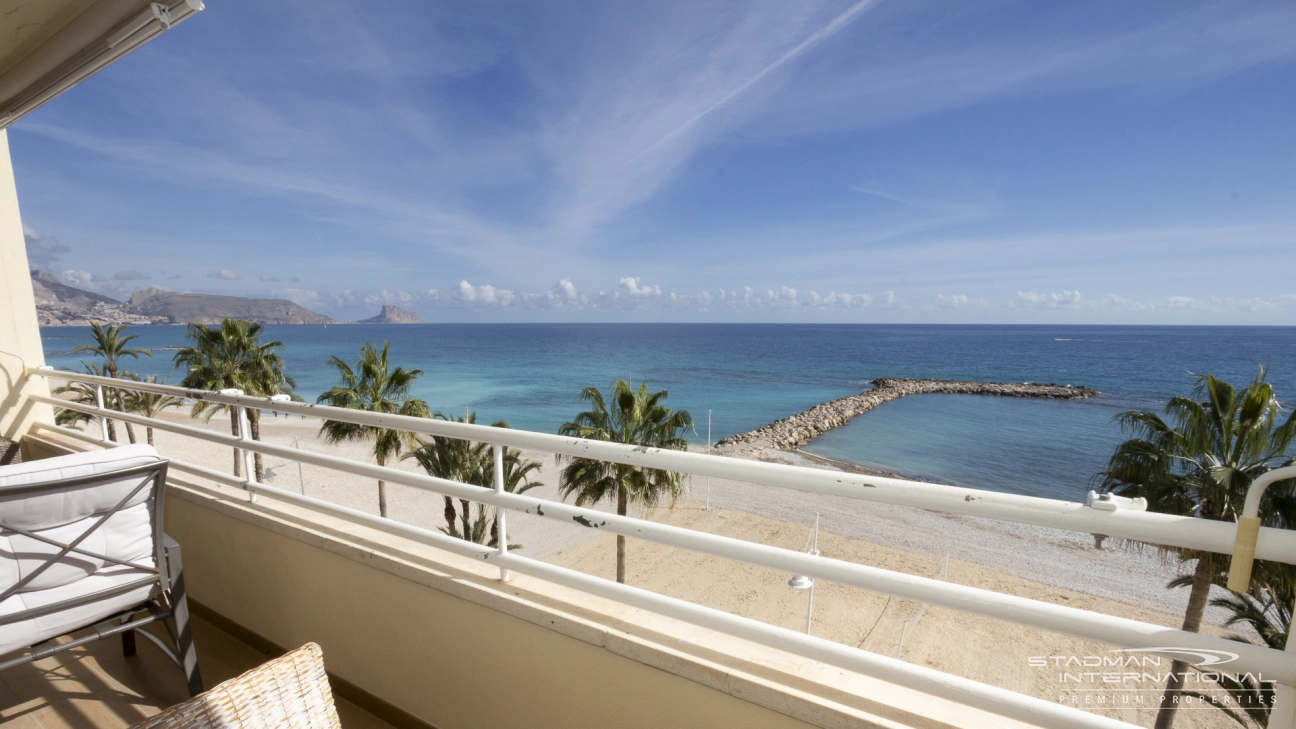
top-left (260, 274), bottom-right (280, 282)
top-left (936, 294), bottom-right (969, 308)
top-left (454, 280), bottom-right (515, 306)
top-left (552, 278), bottom-right (579, 301)
top-left (767, 285), bottom-right (798, 304)
top-left (1101, 293), bottom-right (1151, 311)
top-left (208, 269), bottom-right (240, 281)
top-left (1016, 290), bottom-right (1083, 308)
top-left (807, 291), bottom-right (871, 308)
top-left (276, 288), bottom-right (321, 307)
top-left (24, 225), bottom-right (71, 268)
top-left (62, 270), bottom-right (93, 286)
top-left (619, 277), bottom-right (662, 297)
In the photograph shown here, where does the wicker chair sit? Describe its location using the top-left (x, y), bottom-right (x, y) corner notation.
top-left (130, 642), bottom-right (341, 728)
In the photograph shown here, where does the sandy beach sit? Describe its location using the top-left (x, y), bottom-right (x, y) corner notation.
top-left (81, 407), bottom-right (1243, 728)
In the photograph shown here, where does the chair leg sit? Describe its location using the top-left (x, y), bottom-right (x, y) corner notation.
top-left (121, 629), bottom-right (136, 657)
top-left (164, 537), bottom-right (204, 697)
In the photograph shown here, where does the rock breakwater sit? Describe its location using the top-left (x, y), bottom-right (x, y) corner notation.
top-left (715, 378), bottom-right (1097, 455)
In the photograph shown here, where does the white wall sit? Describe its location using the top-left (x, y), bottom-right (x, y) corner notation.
top-left (0, 129), bottom-right (53, 444)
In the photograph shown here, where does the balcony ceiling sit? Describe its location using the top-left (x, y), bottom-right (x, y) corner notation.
top-left (0, 0), bottom-right (159, 128)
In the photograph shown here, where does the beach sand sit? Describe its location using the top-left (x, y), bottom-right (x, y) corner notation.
top-left (94, 409), bottom-right (1242, 728)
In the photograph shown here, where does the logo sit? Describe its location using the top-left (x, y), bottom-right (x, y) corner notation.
top-left (1106, 648), bottom-right (1241, 667)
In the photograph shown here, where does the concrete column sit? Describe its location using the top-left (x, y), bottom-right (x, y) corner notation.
top-left (0, 129), bottom-right (53, 445)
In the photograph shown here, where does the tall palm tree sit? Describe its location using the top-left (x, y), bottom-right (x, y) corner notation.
top-left (174, 318), bottom-right (295, 481)
top-left (317, 342), bottom-right (430, 518)
top-left (558, 379), bottom-right (693, 584)
top-left (404, 413), bottom-right (543, 546)
top-left (72, 324), bottom-right (151, 442)
top-left (1097, 369), bottom-right (1296, 729)
top-left (122, 374), bottom-right (181, 446)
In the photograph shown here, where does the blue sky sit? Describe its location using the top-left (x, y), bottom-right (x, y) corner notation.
top-left (13, 0), bottom-right (1296, 323)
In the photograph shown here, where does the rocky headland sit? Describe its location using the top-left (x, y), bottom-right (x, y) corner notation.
top-left (715, 378), bottom-right (1098, 456)
top-left (359, 305), bottom-right (422, 324)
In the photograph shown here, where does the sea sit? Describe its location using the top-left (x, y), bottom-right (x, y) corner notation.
top-left (39, 324), bottom-right (1296, 502)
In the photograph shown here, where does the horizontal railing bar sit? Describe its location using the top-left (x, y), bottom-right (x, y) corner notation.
top-left (203, 474), bottom-right (1140, 729)
top-left (32, 369), bottom-right (1296, 565)
top-left (33, 422), bottom-right (254, 492)
top-left (33, 396), bottom-right (1296, 684)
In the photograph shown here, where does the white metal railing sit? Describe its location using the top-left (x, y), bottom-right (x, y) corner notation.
top-left (26, 368), bottom-right (1296, 729)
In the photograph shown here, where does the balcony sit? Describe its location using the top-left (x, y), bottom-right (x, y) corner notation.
top-left (0, 368), bottom-right (1287, 729)
top-left (0, 612), bottom-right (392, 729)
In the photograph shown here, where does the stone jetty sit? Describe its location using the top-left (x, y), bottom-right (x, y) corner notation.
top-left (715, 378), bottom-right (1097, 455)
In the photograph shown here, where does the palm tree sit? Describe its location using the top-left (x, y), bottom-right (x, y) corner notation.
top-left (317, 342), bottom-right (430, 518)
top-left (403, 413), bottom-right (543, 546)
top-left (72, 324), bottom-right (151, 442)
top-left (53, 362), bottom-right (114, 433)
top-left (558, 379), bottom-right (693, 584)
top-left (174, 318), bottom-right (295, 481)
top-left (1097, 369), bottom-right (1296, 729)
top-left (122, 374), bottom-right (181, 446)
top-left (1199, 575), bottom-right (1289, 727)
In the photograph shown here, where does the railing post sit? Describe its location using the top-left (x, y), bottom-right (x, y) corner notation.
top-left (94, 384), bottom-right (108, 442)
top-left (1271, 600), bottom-right (1296, 729)
top-left (494, 443), bottom-right (509, 582)
top-left (219, 389), bottom-right (255, 502)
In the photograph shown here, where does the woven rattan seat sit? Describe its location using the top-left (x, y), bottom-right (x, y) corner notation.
top-left (130, 642), bottom-right (340, 729)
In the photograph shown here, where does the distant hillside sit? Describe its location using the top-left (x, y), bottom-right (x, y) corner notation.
top-left (128, 288), bottom-right (335, 325)
top-left (31, 270), bottom-right (120, 308)
top-left (359, 305), bottom-right (422, 324)
top-left (30, 270), bottom-right (156, 326)
top-left (29, 271), bottom-right (336, 326)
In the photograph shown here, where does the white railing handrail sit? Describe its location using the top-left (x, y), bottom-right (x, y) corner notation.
top-left (38, 420), bottom-right (1136, 729)
top-left (32, 367), bottom-right (1296, 566)
top-left (30, 370), bottom-right (1296, 729)
top-left (30, 391), bottom-right (1296, 686)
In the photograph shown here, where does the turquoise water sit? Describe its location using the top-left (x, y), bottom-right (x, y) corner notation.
top-left (40, 324), bottom-right (1296, 500)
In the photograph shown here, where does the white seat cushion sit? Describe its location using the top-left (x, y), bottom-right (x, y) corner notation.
top-left (0, 445), bottom-right (163, 656)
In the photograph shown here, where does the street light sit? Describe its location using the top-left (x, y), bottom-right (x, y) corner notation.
top-left (787, 514), bottom-right (820, 635)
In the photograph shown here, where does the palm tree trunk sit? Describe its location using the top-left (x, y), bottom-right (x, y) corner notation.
top-left (248, 409), bottom-right (264, 482)
top-left (229, 411), bottom-right (242, 478)
top-left (124, 421), bottom-right (137, 444)
top-left (461, 498), bottom-right (471, 538)
top-left (444, 496), bottom-right (456, 532)
top-left (106, 418), bottom-right (117, 443)
top-left (146, 426), bottom-right (154, 446)
top-left (1154, 554), bottom-right (1213, 729)
top-left (616, 485), bottom-right (628, 584)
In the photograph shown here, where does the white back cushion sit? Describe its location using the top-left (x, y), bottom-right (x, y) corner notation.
top-left (0, 445), bottom-right (161, 531)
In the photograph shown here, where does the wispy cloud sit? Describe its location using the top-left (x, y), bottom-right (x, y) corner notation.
top-left (12, 1), bottom-right (1296, 324)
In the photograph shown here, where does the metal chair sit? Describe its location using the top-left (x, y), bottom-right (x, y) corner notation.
top-left (0, 444), bottom-right (202, 696)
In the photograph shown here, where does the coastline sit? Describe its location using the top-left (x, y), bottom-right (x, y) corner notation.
top-left (716, 377), bottom-right (1098, 456)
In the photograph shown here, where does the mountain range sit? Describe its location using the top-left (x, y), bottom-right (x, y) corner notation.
top-left (31, 270), bottom-right (340, 326)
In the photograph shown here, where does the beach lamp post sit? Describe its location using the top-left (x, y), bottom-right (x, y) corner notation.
top-left (788, 514), bottom-right (820, 635)
top-left (705, 410), bottom-right (712, 511)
